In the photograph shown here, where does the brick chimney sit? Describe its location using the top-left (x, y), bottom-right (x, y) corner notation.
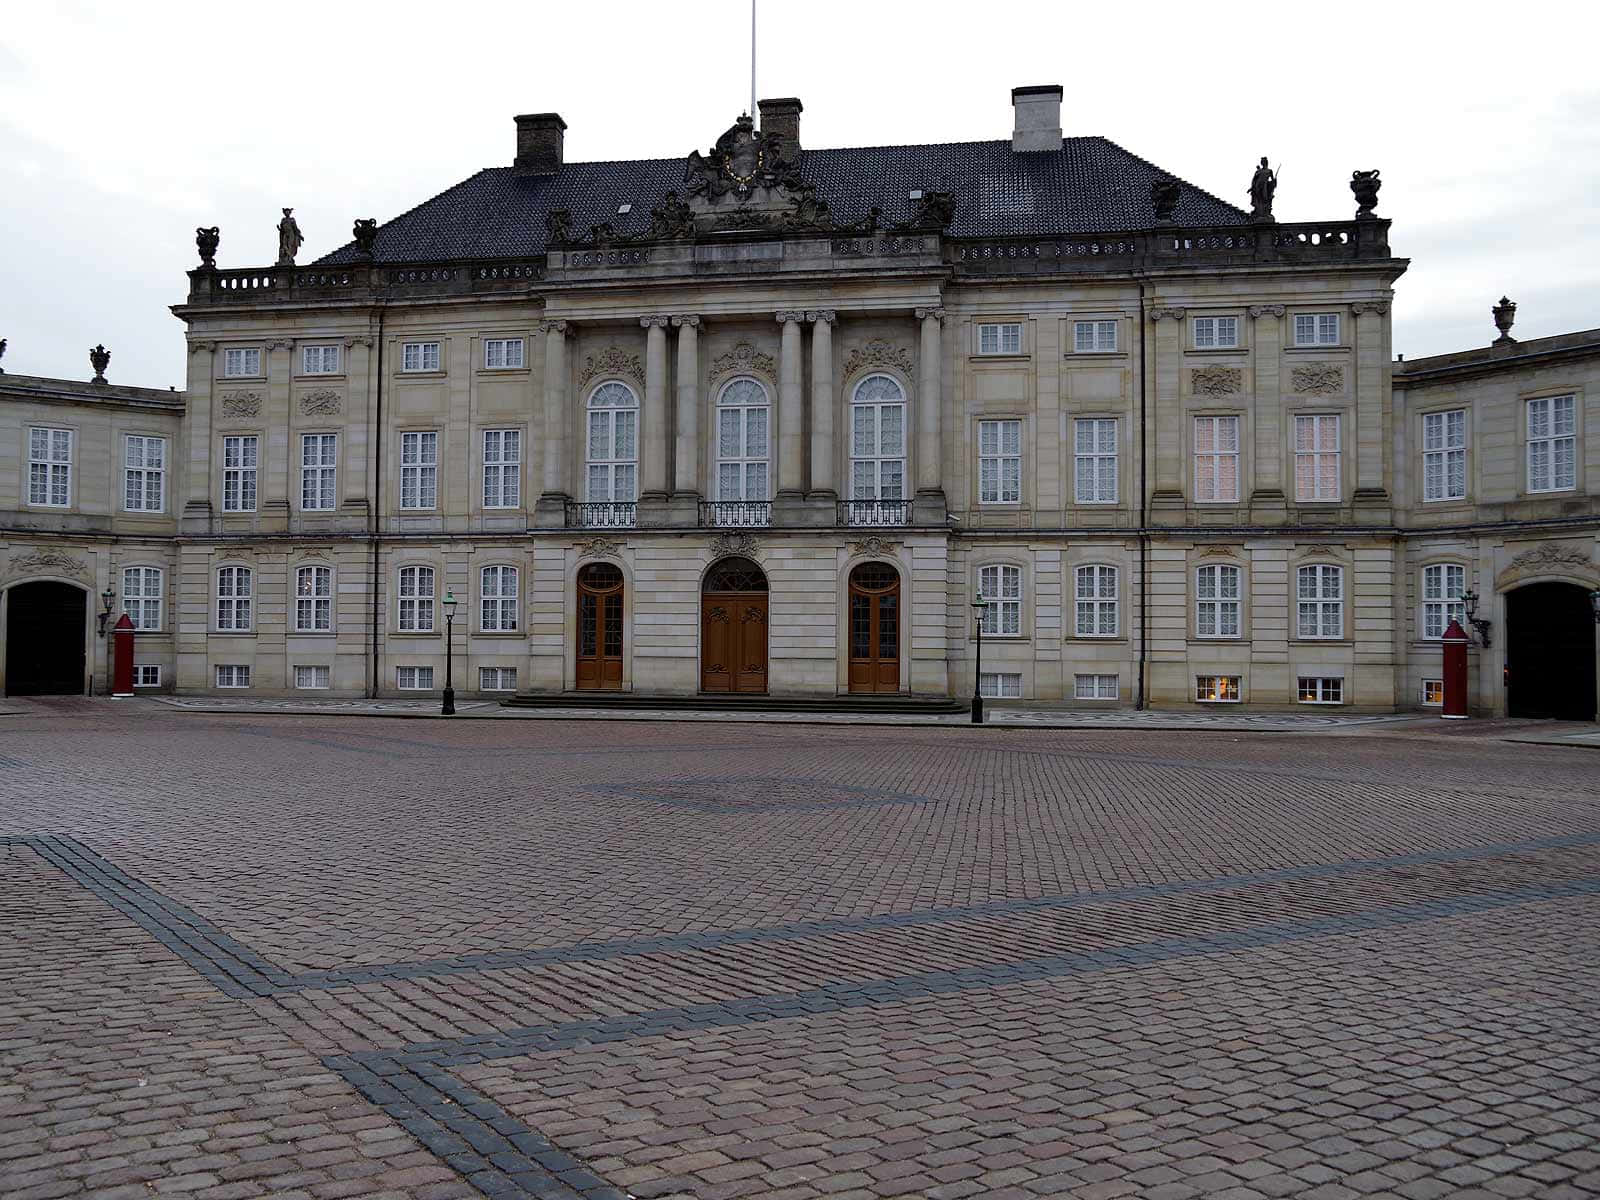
top-left (514, 113), bottom-right (566, 176)
top-left (758, 97), bottom-right (803, 160)
top-left (1011, 85), bottom-right (1062, 153)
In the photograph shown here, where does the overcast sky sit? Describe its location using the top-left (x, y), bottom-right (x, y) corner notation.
top-left (3, 1), bottom-right (1597, 389)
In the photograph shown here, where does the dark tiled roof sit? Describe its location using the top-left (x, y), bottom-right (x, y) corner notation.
top-left (317, 137), bottom-right (1247, 265)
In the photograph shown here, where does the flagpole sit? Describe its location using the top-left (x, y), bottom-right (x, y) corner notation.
top-left (750, 0), bottom-right (757, 117)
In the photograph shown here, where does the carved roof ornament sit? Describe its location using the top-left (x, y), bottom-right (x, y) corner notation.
top-left (352, 218), bottom-right (378, 260)
top-left (300, 390), bottom-right (342, 415)
top-left (574, 537), bottom-right (622, 559)
top-left (1248, 156), bottom-right (1277, 224)
top-left (89, 344), bottom-right (110, 384)
top-left (277, 207), bottom-right (304, 266)
top-left (10, 549), bottom-right (89, 580)
top-left (1291, 364), bottom-right (1344, 395)
top-left (0, 337), bottom-right (6, 373)
top-left (708, 342), bottom-right (777, 386)
top-left (685, 114), bottom-right (795, 203)
top-left (849, 536), bottom-right (900, 557)
top-left (842, 339), bottom-right (914, 379)
top-left (196, 226), bottom-right (219, 269)
top-left (1350, 169), bottom-right (1381, 220)
top-left (577, 347), bottom-right (645, 388)
top-left (894, 191), bottom-right (956, 233)
top-left (220, 391), bottom-right (262, 417)
top-left (709, 532), bottom-right (761, 560)
top-left (1191, 366), bottom-right (1243, 396)
top-left (1492, 296), bottom-right (1517, 344)
top-left (1150, 177), bottom-right (1180, 224)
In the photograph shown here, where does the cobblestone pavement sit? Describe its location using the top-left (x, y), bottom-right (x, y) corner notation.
top-left (3, 703), bottom-right (1598, 1200)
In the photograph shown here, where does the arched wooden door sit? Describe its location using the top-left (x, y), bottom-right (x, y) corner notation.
top-left (575, 563), bottom-right (624, 690)
top-left (847, 562), bottom-right (901, 693)
top-left (6, 582), bottom-right (88, 696)
top-left (701, 557), bottom-right (768, 693)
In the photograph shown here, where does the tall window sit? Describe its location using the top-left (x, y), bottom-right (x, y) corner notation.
top-left (1074, 418), bottom-right (1117, 504)
top-left (1292, 313), bottom-right (1340, 346)
top-left (1422, 564), bottom-right (1465, 640)
top-left (1196, 563), bottom-right (1241, 638)
top-left (215, 566), bottom-right (252, 632)
top-left (301, 345), bottom-right (340, 374)
top-left (1527, 395), bottom-right (1577, 492)
top-left (124, 436), bottom-right (166, 512)
top-left (397, 565), bottom-right (435, 632)
top-left (1074, 320), bottom-right (1117, 352)
top-left (300, 434), bottom-right (337, 511)
top-left (978, 564), bottom-right (1022, 636)
top-left (1074, 565), bottom-right (1119, 637)
top-left (295, 566), bottom-right (332, 632)
top-left (480, 565), bottom-right (519, 632)
top-left (977, 323), bottom-right (1022, 355)
top-left (1294, 414), bottom-right (1341, 502)
top-left (1422, 409), bottom-right (1467, 502)
top-left (222, 435), bottom-right (258, 512)
top-left (586, 382), bottom-right (639, 504)
top-left (1194, 416), bottom-right (1240, 502)
top-left (27, 427), bottom-right (72, 507)
top-left (223, 348), bottom-right (261, 377)
top-left (483, 429), bottom-right (521, 508)
top-left (1296, 564), bottom-right (1343, 639)
top-left (850, 375), bottom-right (906, 502)
top-left (400, 432), bottom-right (438, 509)
top-left (978, 419), bottom-right (1022, 504)
top-left (484, 338), bottom-right (524, 369)
top-left (401, 341), bottom-right (440, 372)
top-left (122, 567), bottom-right (162, 631)
top-left (716, 378), bottom-right (770, 502)
top-left (1193, 316), bottom-right (1239, 349)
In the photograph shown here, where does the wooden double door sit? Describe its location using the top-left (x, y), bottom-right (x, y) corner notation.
top-left (848, 562), bottom-right (901, 693)
top-left (575, 563), bottom-right (624, 690)
top-left (700, 557), bottom-right (768, 693)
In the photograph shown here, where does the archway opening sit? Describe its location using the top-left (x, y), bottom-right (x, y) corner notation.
top-left (6, 582), bottom-right (88, 696)
top-left (575, 563), bottom-right (624, 690)
top-left (847, 561), bottom-right (901, 694)
top-left (701, 557), bottom-right (768, 694)
top-left (1506, 581), bottom-right (1596, 720)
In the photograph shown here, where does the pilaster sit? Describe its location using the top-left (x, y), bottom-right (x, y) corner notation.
top-left (1248, 304), bottom-right (1287, 522)
top-left (261, 339), bottom-right (293, 532)
top-left (534, 320), bottom-right (572, 529)
top-left (1148, 307), bottom-right (1186, 516)
top-left (1352, 301), bottom-right (1392, 517)
top-left (668, 315), bottom-right (702, 526)
top-left (342, 335), bottom-right (374, 521)
top-left (807, 310), bottom-right (837, 501)
top-left (638, 316), bottom-right (672, 525)
top-left (913, 306), bottom-right (946, 526)
top-left (182, 340), bottom-right (216, 533)
top-left (774, 311), bottom-right (807, 524)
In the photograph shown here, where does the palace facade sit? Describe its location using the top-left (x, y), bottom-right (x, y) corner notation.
top-left (3, 87), bottom-right (1597, 716)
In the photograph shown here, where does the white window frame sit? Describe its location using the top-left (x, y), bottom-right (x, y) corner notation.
top-left (397, 565), bottom-right (435, 633)
top-left (1294, 414), bottom-right (1341, 502)
top-left (1527, 394), bottom-right (1577, 493)
top-left (133, 665), bottom-right (161, 688)
top-left (483, 338), bottom-right (525, 370)
top-left (222, 435), bottom-right (258, 513)
top-left (294, 665), bottom-right (331, 690)
top-left (1421, 409), bottom-right (1467, 502)
top-left (223, 348), bottom-right (262, 378)
top-left (715, 377), bottom-right (771, 503)
top-left (482, 429), bottom-right (522, 509)
top-left (1292, 313), bottom-right (1340, 347)
top-left (978, 419), bottom-right (1022, 505)
top-left (123, 435), bottom-right (166, 513)
top-left (215, 566), bottom-right (253, 632)
top-left (976, 322), bottom-right (1023, 356)
top-left (978, 564), bottom-right (1023, 637)
top-left (295, 565), bottom-right (333, 633)
top-left (1195, 675), bottom-right (1241, 703)
top-left (27, 427), bottom-right (72, 508)
top-left (401, 341), bottom-right (441, 373)
top-left (586, 381), bottom-right (640, 504)
top-left (1421, 563), bottom-right (1466, 641)
top-left (1074, 673), bottom-right (1119, 701)
top-left (1193, 416), bottom-right (1240, 503)
top-left (300, 433), bottom-right (338, 511)
top-left (397, 665), bottom-right (434, 690)
top-left (1296, 564), bottom-right (1344, 640)
top-left (1074, 565), bottom-right (1119, 638)
top-left (1196, 563), bottom-right (1242, 639)
top-left (1421, 679), bottom-right (1444, 707)
top-left (978, 672), bottom-right (1022, 699)
top-left (480, 565), bottom-right (519, 632)
top-left (122, 566), bottom-right (163, 632)
top-left (849, 375), bottom-right (907, 503)
top-left (1073, 320), bottom-right (1118, 353)
top-left (1073, 417), bottom-right (1118, 504)
top-left (479, 666), bottom-right (518, 691)
top-left (214, 664), bottom-right (251, 688)
top-left (1297, 676), bottom-right (1344, 705)
top-left (301, 345), bottom-right (341, 375)
top-left (400, 431), bottom-right (439, 510)
top-left (1192, 316), bottom-right (1240, 349)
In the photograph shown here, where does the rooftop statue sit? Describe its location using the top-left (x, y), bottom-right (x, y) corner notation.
top-left (1248, 157), bottom-right (1277, 224)
top-left (1350, 169), bottom-right (1381, 219)
top-left (277, 208), bottom-right (304, 266)
top-left (89, 344), bottom-right (110, 384)
top-left (1150, 178), bottom-right (1180, 224)
top-left (353, 218), bottom-right (378, 259)
top-left (196, 226), bottom-right (220, 268)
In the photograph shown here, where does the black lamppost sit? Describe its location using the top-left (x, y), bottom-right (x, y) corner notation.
top-left (971, 589), bottom-right (985, 725)
top-left (441, 588), bottom-right (457, 715)
top-left (1460, 588), bottom-right (1493, 648)
top-left (96, 585), bottom-right (116, 637)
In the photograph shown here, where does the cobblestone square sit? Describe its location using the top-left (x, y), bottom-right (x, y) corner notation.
top-left (3, 701), bottom-right (1599, 1199)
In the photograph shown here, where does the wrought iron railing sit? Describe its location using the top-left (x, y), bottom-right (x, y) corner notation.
top-left (699, 500), bottom-right (772, 528)
top-left (839, 499), bottom-right (910, 527)
top-left (566, 501), bottom-right (635, 529)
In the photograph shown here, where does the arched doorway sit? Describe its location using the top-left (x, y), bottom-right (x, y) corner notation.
top-left (6, 582), bottom-right (88, 696)
top-left (1506, 582), bottom-right (1597, 720)
top-left (575, 562), bottom-right (624, 690)
top-left (701, 557), bottom-right (768, 693)
top-left (848, 561), bottom-right (901, 693)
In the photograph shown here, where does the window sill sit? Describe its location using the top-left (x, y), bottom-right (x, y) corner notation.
top-left (1066, 350), bottom-right (1125, 358)
top-left (289, 631), bottom-right (337, 638)
top-left (395, 370), bottom-right (447, 380)
top-left (220, 375), bottom-right (268, 383)
top-left (1285, 345), bottom-right (1347, 353)
top-left (971, 353), bottom-right (1030, 362)
top-left (293, 373), bottom-right (347, 382)
top-left (473, 630), bottom-right (522, 638)
top-left (1066, 635), bottom-right (1128, 644)
top-left (391, 631), bottom-right (441, 639)
top-left (475, 367), bottom-right (531, 377)
top-left (1186, 346), bottom-right (1245, 355)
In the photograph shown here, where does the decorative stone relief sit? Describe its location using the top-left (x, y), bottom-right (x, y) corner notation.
top-left (574, 537), bottom-right (622, 559)
top-left (577, 347), bottom-right (644, 389)
top-left (1291, 364), bottom-right (1344, 395)
top-left (1197, 546), bottom-right (1239, 558)
top-left (842, 339), bottom-right (913, 379)
top-left (1191, 366), bottom-right (1242, 396)
top-left (10, 549), bottom-right (89, 580)
top-left (1351, 301), bottom-right (1390, 316)
top-left (1247, 304), bottom-right (1286, 319)
top-left (188, 339), bottom-right (218, 356)
top-left (297, 548), bottom-right (332, 561)
top-left (1148, 306), bottom-right (1187, 321)
top-left (849, 536), bottom-right (899, 557)
top-left (220, 391), bottom-right (262, 417)
top-left (709, 532), bottom-right (760, 559)
top-left (1495, 544), bottom-right (1595, 589)
top-left (708, 342), bottom-right (776, 387)
top-left (344, 335), bottom-right (373, 349)
top-left (300, 390), bottom-right (341, 416)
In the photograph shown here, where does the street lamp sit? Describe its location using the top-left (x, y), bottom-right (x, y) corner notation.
top-left (96, 585), bottom-right (116, 637)
top-left (440, 588), bottom-right (457, 716)
top-left (1460, 588), bottom-right (1492, 648)
top-left (971, 589), bottom-right (986, 725)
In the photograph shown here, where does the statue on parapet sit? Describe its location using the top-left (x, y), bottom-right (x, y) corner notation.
top-left (1350, 170), bottom-right (1381, 219)
top-left (89, 344), bottom-right (110, 384)
top-left (353, 218), bottom-right (378, 259)
top-left (277, 207), bottom-right (304, 266)
top-left (1150, 178), bottom-right (1180, 224)
top-left (196, 226), bottom-right (220, 268)
top-left (1248, 157), bottom-right (1277, 223)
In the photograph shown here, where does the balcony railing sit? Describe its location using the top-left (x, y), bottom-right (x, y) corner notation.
top-left (700, 500), bottom-right (772, 528)
top-left (566, 501), bottom-right (635, 529)
top-left (839, 499), bottom-right (910, 527)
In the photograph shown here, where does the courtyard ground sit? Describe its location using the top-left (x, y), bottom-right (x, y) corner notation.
top-left (2, 698), bottom-right (1598, 1200)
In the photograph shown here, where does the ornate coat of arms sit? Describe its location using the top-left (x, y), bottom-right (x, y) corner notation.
top-left (685, 115), bottom-right (794, 202)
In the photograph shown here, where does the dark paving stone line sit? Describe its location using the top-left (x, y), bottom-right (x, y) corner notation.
top-left (587, 773), bottom-right (935, 813)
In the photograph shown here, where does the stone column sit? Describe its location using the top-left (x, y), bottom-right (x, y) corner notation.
top-left (807, 310), bottom-right (836, 500)
top-left (640, 316), bottom-right (671, 502)
top-left (1352, 301), bottom-right (1391, 514)
top-left (533, 319), bottom-right (571, 529)
top-left (775, 312), bottom-right (807, 510)
top-left (1248, 304), bottom-right (1286, 522)
top-left (182, 340), bottom-right (216, 533)
top-left (670, 315), bottom-right (702, 523)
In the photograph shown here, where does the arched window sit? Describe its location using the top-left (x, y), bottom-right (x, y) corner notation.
top-left (295, 565), bottom-right (332, 632)
top-left (122, 566), bottom-right (163, 631)
top-left (1074, 565), bottom-right (1118, 637)
top-left (1195, 563), bottom-right (1241, 639)
top-left (216, 566), bottom-right (252, 632)
top-left (703, 557), bottom-right (768, 593)
top-left (481, 565), bottom-right (519, 632)
top-left (978, 564), bottom-right (1022, 636)
top-left (849, 375), bottom-right (906, 503)
top-left (715, 378), bottom-right (770, 503)
top-left (1296, 564), bottom-right (1343, 639)
top-left (397, 565), bottom-right (435, 632)
top-left (586, 381), bottom-right (638, 505)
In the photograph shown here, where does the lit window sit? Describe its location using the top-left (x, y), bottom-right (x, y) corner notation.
top-left (1296, 564), bottom-right (1343, 639)
top-left (215, 566), bottom-right (253, 632)
top-left (214, 664), bottom-right (251, 688)
top-left (849, 375), bottom-right (906, 505)
top-left (295, 566), bottom-right (332, 633)
top-left (479, 666), bottom-right (518, 691)
top-left (294, 665), bottom-right (330, 690)
top-left (222, 435), bottom-right (258, 513)
top-left (1421, 564), bottom-right (1465, 641)
top-left (1195, 675), bottom-right (1241, 702)
top-left (122, 567), bottom-right (163, 631)
top-left (483, 338), bottom-right (525, 369)
top-left (1527, 395), bottom-right (1577, 492)
top-left (397, 566), bottom-right (435, 633)
top-left (978, 564), bottom-right (1022, 636)
top-left (1422, 409), bottom-right (1467, 501)
top-left (1074, 565), bottom-right (1118, 637)
top-left (1421, 679), bottom-right (1444, 706)
top-left (133, 665), bottom-right (161, 688)
top-left (1193, 316), bottom-right (1239, 349)
top-left (124, 436), bottom-right (166, 512)
top-left (397, 665), bottom-right (434, 690)
top-left (587, 382), bottom-right (639, 506)
top-left (400, 432), bottom-right (438, 509)
top-left (301, 345), bottom-right (340, 374)
top-left (1074, 418), bottom-right (1117, 504)
top-left (401, 342), bottom-right (441, 372)
top-left (483, 429), bottom-right (522, 508)
top-left (1074, 320), bottom-right (1118, 352)
top-left (978, 672), bottom-right (1022, 698)
top-left (716, 378), bottom-right (770, 504)
top-left (223, 348), bottom-right (261, 377)
top-left (978, 419), bottom-right (1022, 504)
top-left (1294, 414), bottom-right (1340, 502)
top-left (977, 323), bottom-right (1022, 355)
top-left (27, 427), bottom-right (72, 507)
top-left (301, 434), bottom-right (337, 511)
top-left (480, 565), bottom-right (519, 632)
top-left (1292, 313), bottom-right (1340, 346)
top-left (1193, 416), bottom-right (1240, 502)
top-left (1196, 563), bottom-right (1242, 638)
top-left (1297, 676), bottom-right (1344, 704)
top-left (1074, 673), bottom-right (1118, 700)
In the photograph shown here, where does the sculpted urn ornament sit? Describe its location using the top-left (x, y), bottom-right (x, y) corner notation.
top-left (352, 218), bottom-right (378, 259)
top-left (1248, 156), bottom-right (1277, 223)
top-left (1350, 170), bottom-right (1381, 219)
top-left (195, 226), bottom-right (220, 268)
top-left (1493, 296), bottom-right (1518, 343)
top-left (276, 207), bottom-right (304, 266)
top-left (89, 344), bottom-right (110, 384)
